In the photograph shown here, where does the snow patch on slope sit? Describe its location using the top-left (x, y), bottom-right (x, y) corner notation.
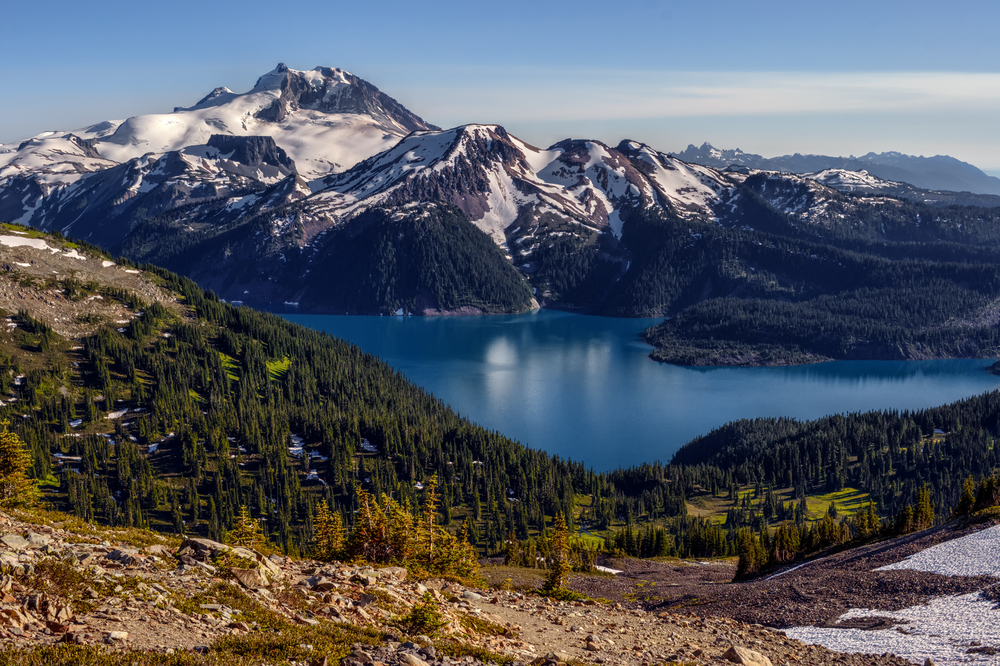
top-left (875, 524), bottom-right (1000, 577)
top-left (785, 593), bottom-right (1000, 666)
top-left (0, 235), bottom-right (54, 251)
top-left (785, 525), bottom-right (1000, 665)
top-left (631, 144), bottom-right (727, 218)
top-left (806, 169), bottom-right (898, 192)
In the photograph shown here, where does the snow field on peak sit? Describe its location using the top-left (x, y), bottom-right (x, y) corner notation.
top-left (634, 145), bottom-right (729, 218)
top-left (69, 67), bottom-right (411, 180)
top-left (77, 108), bottom-right (401, 181)
top-left (0, 134), bottom-right (117, 189)
top-left (806, 169), bottom-right (894, 190)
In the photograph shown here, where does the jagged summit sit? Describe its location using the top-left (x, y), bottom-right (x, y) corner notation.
top-left (249, 62), bottom-right (292, 93)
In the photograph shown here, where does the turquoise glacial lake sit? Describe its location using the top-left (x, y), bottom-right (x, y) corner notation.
top-left (282, 309), bottom-right (1000, 472)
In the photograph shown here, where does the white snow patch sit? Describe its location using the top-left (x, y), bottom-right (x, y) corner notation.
top-left (594, 565), bottom-right (622, 575)
top-left (784, 592), bottom-right (1000, 666)
top-left (305, 471), bottom-right (326, 484)
top-left (0, 235), bottom-right (51, 251)
top-left (102, 260), bottom-right (115, 268)
top-left (875, 524), bottom-right (1000, 578)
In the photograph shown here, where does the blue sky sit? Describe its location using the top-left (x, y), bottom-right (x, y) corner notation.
top-left (4, 0), bottom-right (1000, 170)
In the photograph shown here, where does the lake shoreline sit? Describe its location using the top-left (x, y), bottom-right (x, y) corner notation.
top-left (279, 309), bottom-right (1000, 472)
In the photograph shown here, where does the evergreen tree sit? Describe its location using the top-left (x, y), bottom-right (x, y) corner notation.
top-left (226, 505), bottom-right (267, 550)
top-left (914, 484), bottom-right (935, 530)
top-left (312, 501), bottom-right (345, 561)
top-left (419, 473), bottom-right (441, 565)
top-left (0, 420), bottom-right (37, 508)
top-left (543, 513), bottom-right (572, 592)
top-left (956, 475), bottom-right (976, 516)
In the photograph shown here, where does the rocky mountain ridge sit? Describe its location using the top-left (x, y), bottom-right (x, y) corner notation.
top-left (7, 112), bottom-right (1000, 327)
top-left (674, 142), bottom-right (1000, 200)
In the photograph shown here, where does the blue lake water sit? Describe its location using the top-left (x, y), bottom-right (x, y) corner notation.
top-left (282, 309), bottom-right (1000, 472)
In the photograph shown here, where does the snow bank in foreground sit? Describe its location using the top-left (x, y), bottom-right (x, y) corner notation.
top-left (785, 525), bottom-right (1000, 664)
top-left (784, 592), bottom-right (1000, 665)
top-left (875, 524), bottom-right (1000, 577)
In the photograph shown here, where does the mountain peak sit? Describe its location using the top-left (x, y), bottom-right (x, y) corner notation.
top-left (190, 86), bottom-right (235, 109)
top-left (251, 63), bottom-right (292, 93)
top-left (245, 64), bottom-right (438, 135)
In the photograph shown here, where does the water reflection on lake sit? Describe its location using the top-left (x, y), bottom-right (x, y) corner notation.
top-left (282, 309), bottom-right (1000, 471)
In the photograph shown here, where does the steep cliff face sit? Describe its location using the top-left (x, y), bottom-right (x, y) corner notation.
top-left (205, 134), bottom-right (298, 173)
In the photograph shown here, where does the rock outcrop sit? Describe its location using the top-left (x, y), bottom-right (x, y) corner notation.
top-left (0, 510), bottom-right (913, 665)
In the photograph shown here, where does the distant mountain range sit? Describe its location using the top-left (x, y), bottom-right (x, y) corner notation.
top-left (674, 142), bottom-right (1000, 199)
top-left (5, 64), bottom-right (1000, 364)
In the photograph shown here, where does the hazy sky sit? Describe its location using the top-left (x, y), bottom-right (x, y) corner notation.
top-left (4, 0), bottom-right (1000, 170)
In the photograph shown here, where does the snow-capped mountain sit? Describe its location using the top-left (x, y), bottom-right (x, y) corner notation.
top-left (1, 134), bottom-right (306, 248)
top-left (674, 142), bottom-right (1000, 199)
top-left (308, 125), bottom-right (656, 246)
top-left (293, 127), bottom-right (749, 278)
top-left (0, 64), bottom-right (436, 212)
top-left (800, 168), bottom-right (1000, 209)
top-left (0, 63), bottom-right (437, 233)
top-left (8, 111), bottom-right (995, 314)
top-left (6, 65), bottom-right (1000, 317)
top-left (70, 64), bottom-right (437, 180)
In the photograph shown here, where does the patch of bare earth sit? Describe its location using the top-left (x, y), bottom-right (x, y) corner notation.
top-left (0, 241), bottom-right (180, 338)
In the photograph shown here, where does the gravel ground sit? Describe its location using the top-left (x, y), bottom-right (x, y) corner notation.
top-left (551, 520), bottom-right (1000, 664)
top-left (563, 521), bottom-right (1000, 629)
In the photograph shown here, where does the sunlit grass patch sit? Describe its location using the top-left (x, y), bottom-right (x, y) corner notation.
top-left (805, 487), bottom-right (870, 520)
top-left (266, 356), bottom-right (291, 381)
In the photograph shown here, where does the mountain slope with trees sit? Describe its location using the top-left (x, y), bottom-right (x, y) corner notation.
top-left (4, 227), bottom-right (1000, 573)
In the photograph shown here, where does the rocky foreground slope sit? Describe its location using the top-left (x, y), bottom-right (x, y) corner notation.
top-left (0, 508), bottom-right (911, 666)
